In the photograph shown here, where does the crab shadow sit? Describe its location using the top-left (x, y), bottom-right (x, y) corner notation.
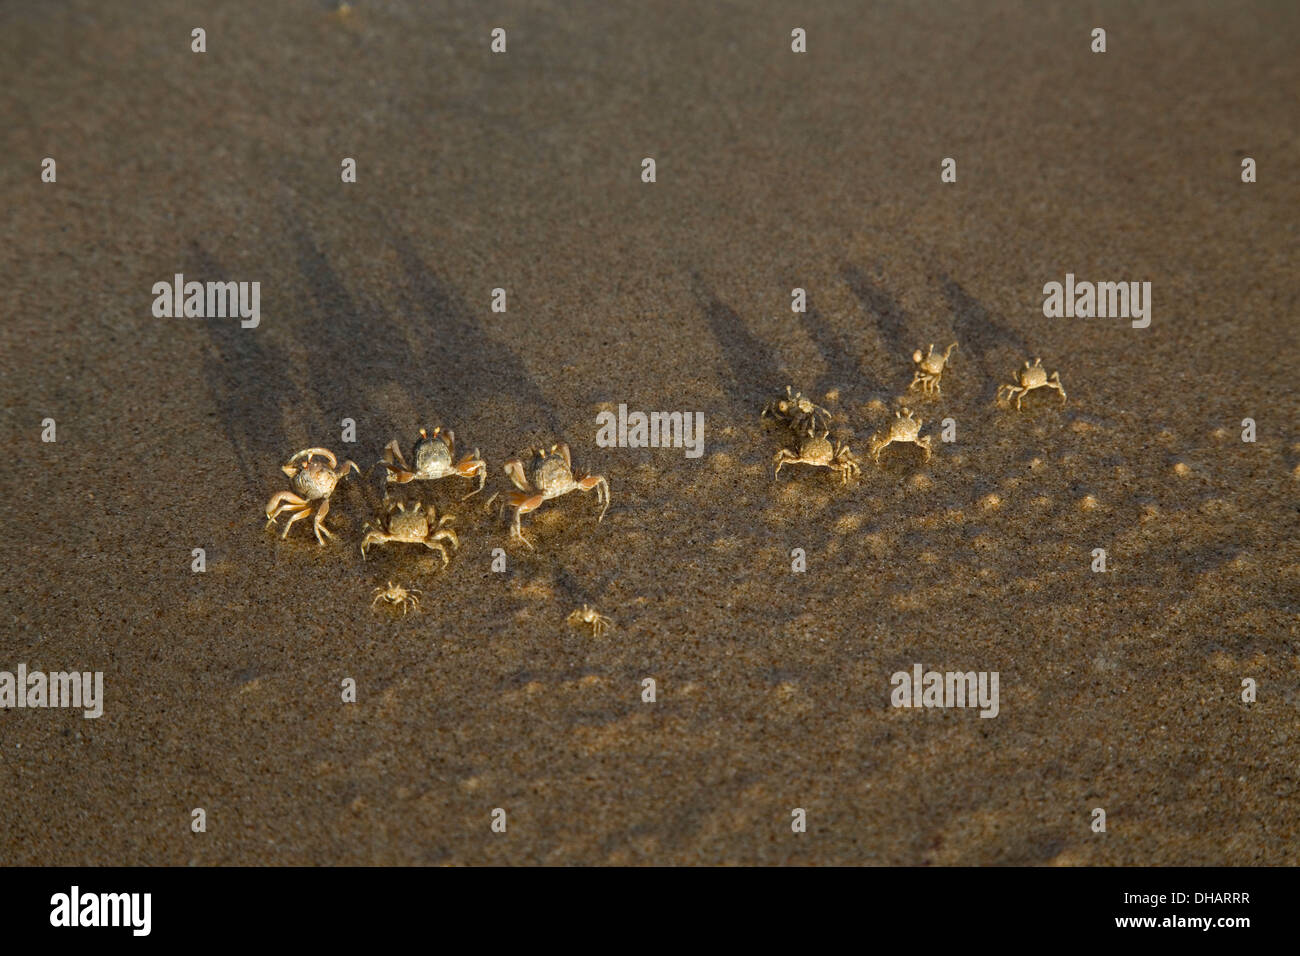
top-left (938, 275), bottom-right (1030, 404)
top-left (387, 230), bottom-right (561, 440)
top-left (192, 241), bottom-right (294, 494)
top-left (792, 281), bottom-right (881, 402)
top-left (840, 264), bottom-right (914, 376)
top-left (693, 277), bottom-right (780, 416)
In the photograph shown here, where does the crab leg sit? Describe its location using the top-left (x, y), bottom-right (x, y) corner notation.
top-left (430, 525), bottom-right (460, 551)
top-left (312, 497), bottom-right (335, 545)
top-left (455, 454), bottom-right (487, 498)
top-left (577, 474), bottom-right (610, 521)
top-left (502, 459), bottom-right (530, 494)
top-left (265, 491), bottom-right (307, 523)
top-left (507, 490), bottom-right (544, 550)
top-left (279, 503), bottom-right (314, 538)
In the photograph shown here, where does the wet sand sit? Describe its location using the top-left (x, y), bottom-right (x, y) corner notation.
top-left (1, 0), bottom-right (1297, 865)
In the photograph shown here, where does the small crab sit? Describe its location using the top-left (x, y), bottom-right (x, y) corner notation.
top-left (503, 443), bottom-right (610, 549)
top-left (909, 342), bottom-right (957, 395)
top-left (869, 408), bottom-right (932, 463)
top-left (380, 426), bottom-right (486, 498)
top-left (360, 500), bottom-right (459, 564)
top-left (567, 604), bottom-right (613, 636)
top-left (762, 386), bottom-right (832, 436)
top-left (773, 428), bottom-right (862, 484)
top-left (997, 358), bottom-right (1066, 410)
top-left (371, 581), bottom-right (421, 614)
top-left (265, 447), bottom-right (359, 545)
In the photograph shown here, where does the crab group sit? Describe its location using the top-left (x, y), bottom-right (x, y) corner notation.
top-left (762, 386), bottom-right (832, 436)
top-left (763, 386), bottom-right (861, 485)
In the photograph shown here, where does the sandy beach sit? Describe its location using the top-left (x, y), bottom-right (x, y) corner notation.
top-left (1, 0), bottom-right (1297, 865)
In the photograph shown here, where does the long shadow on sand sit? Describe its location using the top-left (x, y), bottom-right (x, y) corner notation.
top-left (840, 264), bottom-right (913, 362)
top-left (192, 241), bottom-right (293, 493)
top-left (693, 278), bottom-right (780, 415)
top-left (389, 231), bottom-right (560, 438)
top-left (939, 275), bottom-right (1029, 403)
top-left (796, 287), bottom-right (882, 400)
top-left (289, 225), bottom-right (412, 427)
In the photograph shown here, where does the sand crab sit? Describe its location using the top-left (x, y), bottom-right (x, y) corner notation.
top-left (909, 342), bottom-right (957, 395)
top-left (265, 447), bottom-right (359, 545)
top-left (380, 426), bottom-right (486, 498)
top-left (762, 386), bottom-right (832, 435)
top-left (869, 408), bottom-right (932, 462)
top-left (503, 443), bottom-right (610, 549)
top-left (773, 428), bottom-right (861, 484)
top-left (567, 604), bottom-right (613, 636)
top-left (997, 358), bottom-right (1066, 410)
top-left (371, 581), bottom-right (421, 614)
top-left (360, 501), bottom-right (459, 564)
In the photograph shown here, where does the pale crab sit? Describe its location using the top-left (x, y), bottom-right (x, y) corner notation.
top-left (773, 428), bottom-right (862, 484)
top-left (762, 386), bottom-right (832, 436)
top-left (909, 342), bottom-right (957, 395)
top-left (567, 605), bottom-right (613, 636)
top-left (265, 447), bottom-right (359, 545)
top-left (997, 358), bottom-right (1066, 410)
top-left (503, 443), bottom-right (610, 549)
top-left (371, 581), bottom-right (422, 614)
top-left (379, 426), bottom-right (486, 498)
top-left (360, 500), bottom-right (459, 565)
top-left (869, 408), bottom-right (932, 463)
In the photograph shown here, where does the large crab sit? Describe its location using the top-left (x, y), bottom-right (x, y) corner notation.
top-left (997, 358), bottom-right (1066, 410)
top-left (360, 500), bottom-right (459, 565)
top-left (503, 443), bottom-right (610, 549)
top-left (379, 426), bottom-right (486, 498)
top-left (762, 386), bottom-right (832, 436)
top-left (869, 408), bottom-right (932, 463)
top-left (773, 428), bottom-right (861, 484)
top-left (265, 447), bottom-right (359, 545)
top-left (909, 342), bottom-right (957, 395)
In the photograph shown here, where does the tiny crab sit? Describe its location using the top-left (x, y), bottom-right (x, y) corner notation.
top-left (909, 342), bottom-right (957, 395)
top-left (380, 426), bottom-right (486, 498)
top-left (567, 605), bottom-right (613, 636)
top-left (503, 443), bottom-right (610, 549)
top-left (773, 428), bottom-right (861, 484)
top-left (997, 358), bottom-right (1066, 410)
top-left (371, 581), bottom-right (421, 614)
top-left (360, 501), bottom-right (459, 565)
top-left (265, 447), bottom-right (359, 545)
top-left (762, 386), bottom-right (832, 436)
top-left (869, 408), bottom-right (932, 463)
